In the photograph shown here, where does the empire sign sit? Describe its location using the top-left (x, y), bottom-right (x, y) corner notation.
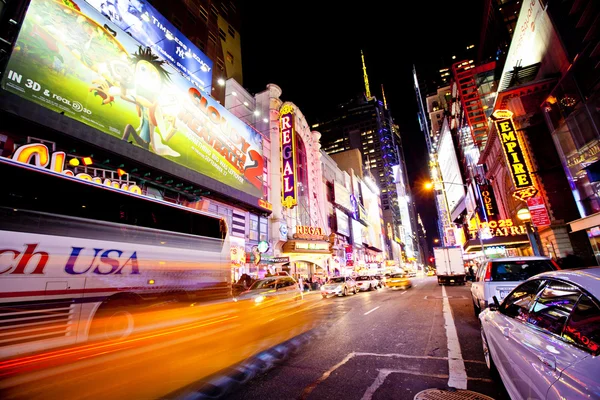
top-left (492, 109), bottom-right (538, 201)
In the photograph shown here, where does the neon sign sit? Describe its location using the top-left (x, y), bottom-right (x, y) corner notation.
top-left (294, 226), bottom-right (327, 240)
top-left (280, 104), bottom-right (297, 208)
top-left (9, 143), bottom-right (142, 195)
top-left (480, 184), bottom-right (499, 220)
top-left (468, 218), bottom-right (528, 239)
top-left (492, 110), bottom-right (538, 201)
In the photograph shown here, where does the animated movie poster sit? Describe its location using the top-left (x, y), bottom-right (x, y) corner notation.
top-left (1, 0), bottom-right (264, 198)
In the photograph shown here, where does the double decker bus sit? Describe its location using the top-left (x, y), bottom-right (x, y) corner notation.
top-left (0, 150), bottom-right (231, 359)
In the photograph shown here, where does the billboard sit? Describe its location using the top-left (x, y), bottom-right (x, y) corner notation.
top-left (498, 0), bottom-right (568, 91)
top-left (85, 0), bottom-right (212, 91)
top-left (1, 0), bottom-right (264, 198)
top-left (437, 125), bottom-right (465, 213)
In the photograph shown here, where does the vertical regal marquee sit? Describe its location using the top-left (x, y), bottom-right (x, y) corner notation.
top-left (491, 109), bottom-right (538, 201)
top-left (280, 104), bottom-right (298, 208)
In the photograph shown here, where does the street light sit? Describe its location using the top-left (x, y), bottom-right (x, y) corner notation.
top-left (433, 238), bottom-right (439, 244)
top-left (517, 207), bottom-right (542, 256)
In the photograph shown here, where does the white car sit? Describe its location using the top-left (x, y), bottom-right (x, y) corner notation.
top-left (321, 276), bottom-right (357, 297)
top-left (479, 268), bottom-right (600, 400)
top-left (471, 256), bottom-right (559, 315)
top-left (354, 275), bottom-right (379, 291)
top-left (236, 276), bottom-right (302, 303)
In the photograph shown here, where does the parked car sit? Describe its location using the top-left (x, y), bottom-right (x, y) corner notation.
top-left (355, 275), bottom-right (379, 291)
top-left (321, 276), bottom-right (357, 298)
top-left (386, 273), bottom-right (412, 290)
top-left (236, 276), bottom-right (302, 303)
top-left (471, 256), bottom-right (559, 315)
top-left (479, 267), bottom-right (600, 400)
top-left (374, 274), bottom-right (386, 287)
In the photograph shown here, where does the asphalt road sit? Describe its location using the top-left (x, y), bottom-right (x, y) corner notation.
top-left (222, 276), bottom-right (511, 400)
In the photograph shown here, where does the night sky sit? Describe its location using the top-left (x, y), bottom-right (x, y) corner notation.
top-left (239, 1), bottom-right (483, 251)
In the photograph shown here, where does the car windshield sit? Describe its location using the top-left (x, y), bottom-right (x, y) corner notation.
top-left (390, 273), bottom-right (405, 278)
top-left (328, 277), bottom-right (345, 284)
top-left (356, 276), bottom-right (371, 281)
top-left (491, 260), bottom-right (556, 281)
top-left (249, 279), bottom-right (277, 290)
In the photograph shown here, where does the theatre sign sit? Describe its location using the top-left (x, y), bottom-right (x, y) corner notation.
top-left (491, 109), bottom-right (538, 201)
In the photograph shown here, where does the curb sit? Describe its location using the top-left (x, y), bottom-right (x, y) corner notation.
top-left (173, 329), bottom-right (319, 399)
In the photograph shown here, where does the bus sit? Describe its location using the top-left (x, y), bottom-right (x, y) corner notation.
top-left (0, 154), bottom-right (231, 359)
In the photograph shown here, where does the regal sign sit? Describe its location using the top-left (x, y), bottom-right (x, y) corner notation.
top-left (294, 226), bottom-right (328, 240)
top-left (280, 105), bottom-right (297, 209)
top-left (492, 110), bottom-right (538, 201)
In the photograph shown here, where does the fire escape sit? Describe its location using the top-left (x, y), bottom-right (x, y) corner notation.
top-left (452, 60), bottom-right (489, 150)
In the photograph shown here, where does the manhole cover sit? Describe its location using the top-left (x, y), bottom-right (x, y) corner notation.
top-left (414, 388), bottom-right (495, 400)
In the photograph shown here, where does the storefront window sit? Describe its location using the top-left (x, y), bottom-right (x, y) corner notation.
top-left (249, 213), bottom-right (269, 242)
top-left (587, 227), bottom-right (600, 265)
top-left (547, 90), bottom-right (600, 217)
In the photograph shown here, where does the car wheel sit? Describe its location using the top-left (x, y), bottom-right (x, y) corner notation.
top-left (353, 287), bottom-right (358, 295)
top-left (343, 287), bottom-right (348, 296)
top-left (480, 325), bottom-right (496, 373)
top-left (473, 299), bottom-right (481, 317)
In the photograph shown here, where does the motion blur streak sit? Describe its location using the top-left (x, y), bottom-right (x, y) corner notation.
top-left (0, 292), bottom-right (325, 400)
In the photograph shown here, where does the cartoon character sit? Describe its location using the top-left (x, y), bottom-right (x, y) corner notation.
top-left (92, 46), bottom-right (179, 157)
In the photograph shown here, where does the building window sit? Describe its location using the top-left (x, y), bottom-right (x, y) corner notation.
top-left (208, 31), bottom-right (217, 45)
top-left (199, 6), bottom-right (208, 22)
top-left (228, 25), bottom-right (235, 38)
top-left (210, 4), bottom-right (219, 19)
top-left (194, 39), bottom-right (205, 52)
top-left (220, 3), bottom-right (229, 17)
top-left (219, 28), bottom-right (227, 41)
top-left (171, 16), bottom-right (182, 30)
top-left (249, 214), bottom-right (269, 242)
top-left (187, 10), bottom-right (197, 25)
top-left (217, 57), bottom-right (225, 71)
top-left (226, 51), bottom-right (234, 64)
top-left (263, 156), bottom-right (269, 200)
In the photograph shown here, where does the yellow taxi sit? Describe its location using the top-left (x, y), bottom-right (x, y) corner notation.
top-left (385, 272), bottom-right (412, 290)
top-left (426, 270), bottom-right (435, 276)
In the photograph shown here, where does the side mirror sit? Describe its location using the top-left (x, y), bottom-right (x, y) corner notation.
top-left (489, 295), bottom-right (501, 311)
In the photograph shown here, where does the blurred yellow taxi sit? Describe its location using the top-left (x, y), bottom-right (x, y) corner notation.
top-left (426, 270), bottom-right (435, 276)
top-left (386, 273), bottom-right (412, 290)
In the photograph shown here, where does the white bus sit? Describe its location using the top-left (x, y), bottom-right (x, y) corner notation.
top-left (0, 155), bottom-right (231, 359)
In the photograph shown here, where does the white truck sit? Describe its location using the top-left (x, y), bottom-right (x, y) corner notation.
top-left (433, 246), bottom-right (466, 285)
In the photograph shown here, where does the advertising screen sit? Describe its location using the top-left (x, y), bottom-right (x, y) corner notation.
top-left (85, 0), bottom-right (213, 91)
top-left (437, 126), bottom-right (465, 213)
top-left (335, 208), bottom-right (350, 237)
top-left (334, 181), bottom-right (352, 212)
top-left (1, 0), bottom-right (263, 198)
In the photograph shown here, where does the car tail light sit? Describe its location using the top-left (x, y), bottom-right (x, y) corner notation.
top-left (484, 262), bottom-right (492, 282)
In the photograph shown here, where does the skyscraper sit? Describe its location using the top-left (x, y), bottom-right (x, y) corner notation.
top-left (314, 54), bottom-right (420, 265)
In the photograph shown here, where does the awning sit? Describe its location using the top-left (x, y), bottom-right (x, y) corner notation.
top-left (281, 239), bottom-right (331, 254)
top-left (569, 212), bottom-right (600, 233)
top-left (463, 235), bottom-right (530, 252)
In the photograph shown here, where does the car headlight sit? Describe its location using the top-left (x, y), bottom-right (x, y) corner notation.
top-left (254, 295), bottom-right (266, 304)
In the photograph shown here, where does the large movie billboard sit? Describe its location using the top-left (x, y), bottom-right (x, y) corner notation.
top-left (85, 0), bottom-right (213, 92)
top-left (1, 0), bottom-right (264, 198)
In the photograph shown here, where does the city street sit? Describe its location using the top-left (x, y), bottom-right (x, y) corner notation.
top-left (224, 276), bottom-right (510, 400)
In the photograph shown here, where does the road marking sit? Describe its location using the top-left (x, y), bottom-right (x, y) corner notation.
top-left (441, 285), bottom-right (468, 389)
top-left (302, 352), bottom-right (485, 399)
top-left (360, 368), bottom-right (494, 399)
top-left (363, 306), bottom-right (380, 315)
top-left (300, 352), bottom-right (354, 399)
top-left (361, 369), bottom-right (392, 400)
